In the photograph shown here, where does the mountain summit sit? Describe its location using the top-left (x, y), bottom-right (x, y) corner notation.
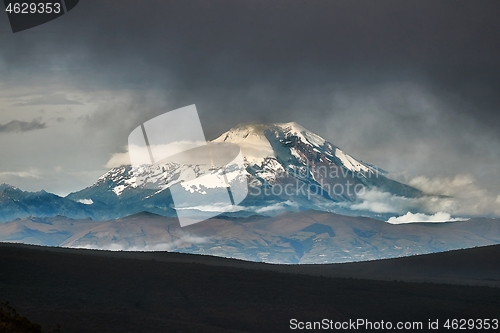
top-left (66, 122), bottom-right (421, 220)
top-left (215, 122), bottom-right (382, 191)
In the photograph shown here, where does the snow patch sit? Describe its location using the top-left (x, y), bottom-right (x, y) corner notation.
top-left (275, 122), bottom-right (326, 147)
top-left (335, 148), bottom-right (372, 173)
top-left (78, 199), bottom-right (93, 205)
top-left (112, 185), bottom-right (126, 196)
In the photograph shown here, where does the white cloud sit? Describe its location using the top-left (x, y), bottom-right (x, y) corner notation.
top-left (255, 200), bottom-right (299, 214)
top-left (106, 140), bottom-right (209, 168)
top-left (106, 150), bottom-right (131, 168)
top-left (387, 211), bottom-right (469, 224)
top-left (69, 232), bottom-right (210, 252)
top-left (0, 169), bottom-right (41, 179)
top-left (176, 203), bottom-right (244, 213)
top-left (128, 233), bottom-right (210, 251)
top-left (350, 189), bottom-right (418, 214)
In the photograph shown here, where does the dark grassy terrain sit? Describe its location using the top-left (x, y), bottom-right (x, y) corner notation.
top-left (0, 243), bottom-right (499, 332)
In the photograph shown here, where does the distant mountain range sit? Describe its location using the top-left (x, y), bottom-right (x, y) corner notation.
top-left (0, 184), bottom-right (98, 222)
top-left (1, 211), bottom-right (499, 264)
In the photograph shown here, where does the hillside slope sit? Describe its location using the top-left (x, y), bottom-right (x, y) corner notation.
top-left (0, 243), bottom-right (499, 333)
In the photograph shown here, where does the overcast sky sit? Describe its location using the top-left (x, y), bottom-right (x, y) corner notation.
top-left (0, 0), bottom-right (499, 209)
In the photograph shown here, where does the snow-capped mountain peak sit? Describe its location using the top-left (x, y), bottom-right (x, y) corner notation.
top-left (212, 123), bottom-right (275, 165)
top-left (214, 121), bottom-right (325, 149)
top-left (67, 121), bottom-right (421, 219)
top-left (213, 121), bottom-right (371, 174)
top-left (213, 121), bottom-right (328, 160)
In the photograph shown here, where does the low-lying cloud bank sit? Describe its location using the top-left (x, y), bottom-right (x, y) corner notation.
top-left (351, 174), bottom-right (500, 222)
top-left (70, 232), bottom-right (210, 252)
top-left (408, 174), bottom-right (500, 216)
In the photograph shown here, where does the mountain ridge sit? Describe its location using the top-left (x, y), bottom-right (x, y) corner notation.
top-left (1, 210), bottom-right (499, 264)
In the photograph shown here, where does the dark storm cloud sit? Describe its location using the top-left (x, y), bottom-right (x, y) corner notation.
top-left (0, 0), bottom-right (499, 197)
top-left (0, 119), bottom-right (46, 133)
top-left (38, 1), bottom-right (500, 135)
top-left (48, 1), bottom-right (499, 161)
top-left (2, 1), bottom-right (499, 83)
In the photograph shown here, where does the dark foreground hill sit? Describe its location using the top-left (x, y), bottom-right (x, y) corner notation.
top-left (0, 243), bottom-right (499, 333)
